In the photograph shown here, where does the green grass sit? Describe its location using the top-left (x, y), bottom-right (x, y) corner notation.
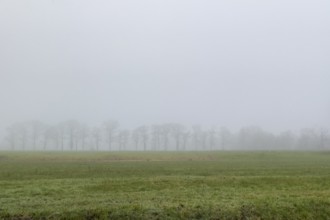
top-left (0, 151), bottom-right (330, 219)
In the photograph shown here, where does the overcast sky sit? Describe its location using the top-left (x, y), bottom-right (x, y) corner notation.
top-left (0, 0), bottom-right (329, 134)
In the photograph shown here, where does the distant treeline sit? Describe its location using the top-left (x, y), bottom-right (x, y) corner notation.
top-left (1, 120), bottom-right (329, 151)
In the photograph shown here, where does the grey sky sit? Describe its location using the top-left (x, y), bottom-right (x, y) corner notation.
top-left (0, 0), bottom-right (329, 133)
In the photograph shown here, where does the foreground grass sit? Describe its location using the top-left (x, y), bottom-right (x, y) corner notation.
top-left (0, 151), bottom-right (330, 219)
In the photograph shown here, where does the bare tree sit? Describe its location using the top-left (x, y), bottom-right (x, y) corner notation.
top-left (78, 124), bottom-right (89, 151)
top-left (207, 127), bottom-right (217, 150)
top-left (170, 123), bottom-right (185, 151)
top-left (200, 131), bottom-right (208, 150)
top-left (103, 120), bottom-right (119, 151)
top-left (56, 122), bottom-right (66, 151)
top-left (160, 124), bottom-right (171, 151)
top-left (318, 128), bottom-right (329, 150)
top-left (92, 127), bottom-right (102, 151)
top-left (151, 125), bottom-right (161, 151)
top-left (29, 120), bottom-right (46, 150)
top-left (9, 123), bottom-right (29, 150)
top-left (43, 126), bottom-right (59, 150)
top-left (181, 130), bottom-right (190, 151)
top-left (219, 127), bottom-right (231, 151)
top-left (63, 120), bottom-right (81, 151)
top-left (5, 125), bottom-right (18, 150)
top-left (138, 125), bottom-right (149, 151)
top-left (192, 125), bottom-right (202, 150)
top-left (118, 130), bottom-right (130, 151)
top-left (132, 127), bottom-right (140, 150)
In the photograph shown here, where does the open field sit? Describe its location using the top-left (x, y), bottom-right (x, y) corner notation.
top-left (0, 151), bottom-right (330, 219)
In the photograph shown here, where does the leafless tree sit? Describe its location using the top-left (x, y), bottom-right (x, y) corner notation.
top-left (170, 123), bottom-right (185, 151)
top-left (219, 127), bottom-right (231, 151)
top-left (207, 127), bottom-right (217, 150)
top-left (56, 122), bottom-right (66, 151)
top-left (43, 126), bottom-right (59, 150)
top-left (103, 120), bottom-right (119, 151)
top-left (132, 127), bottom-right (140, 150)
top-left (63, 120), bottom-right (81, 151)
top-left (78, 124), bottom-right (89, 151)
top-left (160, 124), bottom-right (171, 151)
top-left (192, 125), bottom-right (202, 150)
top-left (118, 130), bottom-right (130, 151)
top-left (318, 128), bottom-right (329, 150)
top-left (92, 127), bottom-right (102, 151)
top-left (9, 122), bottom-right (29, 150)
top-left (181, 131), bottom-right (190, 151)
top-left (5, 126), bottom-right (18, 150)
top-left (151, 125), bottom-right (161, 151)
top-left (28, 120), bottom-right (46, 150)
top-left (137, 125), bottom-right (149, 151)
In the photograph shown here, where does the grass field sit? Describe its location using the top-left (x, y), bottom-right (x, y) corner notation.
top-left (0, 151), bottom-right (330, 219)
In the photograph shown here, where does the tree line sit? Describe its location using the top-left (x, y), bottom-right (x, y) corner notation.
top-left (1, 120), bottom-right (329, 151)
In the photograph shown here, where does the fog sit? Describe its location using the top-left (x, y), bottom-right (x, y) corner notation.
top-left (0, 0), bottom-right (329, 150)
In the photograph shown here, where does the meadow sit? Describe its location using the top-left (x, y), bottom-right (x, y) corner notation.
top-left (0, 151), bottom-right (330, 219)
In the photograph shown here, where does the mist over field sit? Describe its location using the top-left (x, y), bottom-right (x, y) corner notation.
top-left (2, 2), bottom-right (330, 219)
top-left (0, 0), bottom-right (329, 150)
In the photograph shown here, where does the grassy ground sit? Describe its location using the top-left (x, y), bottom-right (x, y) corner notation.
top-left (0, 151), bottom-right (330, 219)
